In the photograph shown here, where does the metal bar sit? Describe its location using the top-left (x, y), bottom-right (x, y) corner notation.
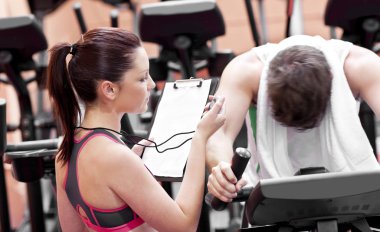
top-left (244, 0), bottom-right (261, 46)
top-left (73, 2), bottom-right (87, 33)
top-left (0, 98), bottom-right (11, 232)
top-left (6, 138), bottom-right (59, 153)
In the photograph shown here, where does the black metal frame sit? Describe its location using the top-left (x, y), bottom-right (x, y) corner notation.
top-left (0, 51), bottom-right (47, 232)
top-left (244, 0), bottom-right (262, 47)
top-left (0, 99), bottom-right (11, 232)
top-left (0, 14), bottom-right (54, 232)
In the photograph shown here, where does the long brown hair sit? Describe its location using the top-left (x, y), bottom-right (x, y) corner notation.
top-left (267, 45), bottom-right (332, 130)
top-left (46, 27), bottom-right (141, 164)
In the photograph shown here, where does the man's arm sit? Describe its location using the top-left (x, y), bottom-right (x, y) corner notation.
top-left (345, 45), bottom-right (380, 117)
top-left (206, 50), bottom-right (262, 202)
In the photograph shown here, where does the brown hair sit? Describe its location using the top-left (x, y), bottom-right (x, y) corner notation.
top-left (267, 45), bottom-right (332, 130)
top-left (46, 27), bottom-right (141, 164)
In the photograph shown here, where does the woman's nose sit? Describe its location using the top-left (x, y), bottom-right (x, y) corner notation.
top-left (148, 75), bottom-right (156, 90)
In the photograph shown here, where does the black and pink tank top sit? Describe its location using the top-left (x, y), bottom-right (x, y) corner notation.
top-left (64, 129), bottom-right (144, 231)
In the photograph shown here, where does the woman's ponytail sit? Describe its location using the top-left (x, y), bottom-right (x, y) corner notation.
top-left (46, 43), bottom-right (81, 165)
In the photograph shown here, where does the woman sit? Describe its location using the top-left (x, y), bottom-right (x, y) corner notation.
top-left (47, 27), bottom-right (225, 232)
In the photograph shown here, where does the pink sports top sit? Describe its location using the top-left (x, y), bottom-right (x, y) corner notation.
top-left (64, 129), bottom-right (144, 231)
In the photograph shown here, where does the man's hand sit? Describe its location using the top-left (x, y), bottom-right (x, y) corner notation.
top-left (207, 161), bottom-right (247, 202)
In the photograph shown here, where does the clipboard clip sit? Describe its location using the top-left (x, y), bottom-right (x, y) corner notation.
top-left (173, 78), bottom-right (203, 89)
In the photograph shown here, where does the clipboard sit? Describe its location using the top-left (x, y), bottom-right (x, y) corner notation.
top-left (142, 78), bottom-right (219, 181)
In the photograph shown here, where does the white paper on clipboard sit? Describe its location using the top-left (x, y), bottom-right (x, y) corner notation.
top-left (142, 78), bottom-right (211, 179)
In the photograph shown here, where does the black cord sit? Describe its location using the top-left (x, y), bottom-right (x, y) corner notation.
top-left (75, 126), bottom-right (195, 153)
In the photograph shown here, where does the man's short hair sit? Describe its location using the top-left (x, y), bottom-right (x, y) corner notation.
top-left (267, 45), bottom-right (332, 130)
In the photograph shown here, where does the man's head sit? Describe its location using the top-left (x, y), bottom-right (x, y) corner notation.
top-left (267, 45), bottom-right (332, 130)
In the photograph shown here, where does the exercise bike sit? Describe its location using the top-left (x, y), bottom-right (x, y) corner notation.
top-left (207, 150), bottom-right (380, 232)
top-left (0, 14), bottom-right (60, 232)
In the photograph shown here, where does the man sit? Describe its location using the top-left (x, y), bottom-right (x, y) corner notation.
top-left (206, 35), bottom-right (380, 203)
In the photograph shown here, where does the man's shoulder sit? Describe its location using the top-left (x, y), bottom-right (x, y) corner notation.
top-left (230, 49), bottom-right (264, 75)
top-left (345, 45), bottom-right (376, 74)
top-left (343, 45), bottom-right (380, 97)
top-left (220, 50), bottom-right (263, 97)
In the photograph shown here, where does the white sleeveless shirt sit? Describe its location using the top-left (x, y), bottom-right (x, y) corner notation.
top-left (243, 35), bottom-right (379, 186)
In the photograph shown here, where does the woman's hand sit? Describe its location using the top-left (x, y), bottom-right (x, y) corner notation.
top-left (197, 96), bottom-right (226, 140)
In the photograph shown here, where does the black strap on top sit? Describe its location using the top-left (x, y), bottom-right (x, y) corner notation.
top-left (65, 129), bottom-right (138, 227)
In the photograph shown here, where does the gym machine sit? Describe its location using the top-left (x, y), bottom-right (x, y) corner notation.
top-left (1, 99), bottom-right (59, 232)
top-left (139, 0), bottom-right (234, 81)
top-left (0, 15), bottom-right (57, 232)
top-left (208, 157), bottom-right (380, 232)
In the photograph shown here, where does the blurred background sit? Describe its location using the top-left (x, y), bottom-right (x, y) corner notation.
top-left (0, 0), bottom-right (339, 56)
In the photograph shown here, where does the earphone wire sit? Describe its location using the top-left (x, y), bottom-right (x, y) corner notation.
top-left (75, 126), bottom-right (195, 153)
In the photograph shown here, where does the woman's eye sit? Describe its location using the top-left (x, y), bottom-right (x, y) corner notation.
top-left (140, 73), bottom-right (148, 82)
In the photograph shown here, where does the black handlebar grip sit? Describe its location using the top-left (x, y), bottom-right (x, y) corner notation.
top-left (0, 99), bottom-right (6, 154)
top-left (206, 147), bottom-right (251, 211)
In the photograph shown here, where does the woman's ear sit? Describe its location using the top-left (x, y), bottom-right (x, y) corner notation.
top-left (100, 81), bottom-right (118, 100)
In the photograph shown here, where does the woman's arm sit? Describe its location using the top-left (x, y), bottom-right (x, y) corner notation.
top-left (106, 100), bottom-right (225, 232)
